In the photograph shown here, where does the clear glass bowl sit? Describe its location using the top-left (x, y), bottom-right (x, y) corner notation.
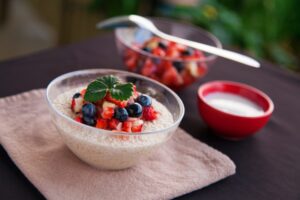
top-left (46, 69), bottom-right (185, 170)
top-left (115, 18), bottom-right (222, 90)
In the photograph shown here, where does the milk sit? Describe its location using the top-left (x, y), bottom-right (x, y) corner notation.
top-left (205, 92), bottom-right (264, 117)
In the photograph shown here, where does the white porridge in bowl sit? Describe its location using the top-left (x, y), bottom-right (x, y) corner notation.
top-left (50, 74), bottom-right (176, 170)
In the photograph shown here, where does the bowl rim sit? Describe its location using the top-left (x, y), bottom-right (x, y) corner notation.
top-left (115, 17), bottom-right (222, 63)
top-left (46, 69), bottom-right (185, 136)
top-left (197, 80), bottom-right (274, 119)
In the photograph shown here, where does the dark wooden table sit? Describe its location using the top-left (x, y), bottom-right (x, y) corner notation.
top-left (0, 33), bottom-right (300, 200)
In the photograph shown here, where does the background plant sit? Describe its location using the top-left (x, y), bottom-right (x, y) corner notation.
top-left (90, 0), bottom-right (300, 72)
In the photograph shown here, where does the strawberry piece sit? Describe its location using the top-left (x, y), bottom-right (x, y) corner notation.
top-left (71, 99), bottom-right (75, 111)
top-left (152, 47), bottom-right (166, 57)
top-left (156, 60), bottom-right (172, 76)
top-left (101, 107), bottom-right (115, 119)
top-left (161, 66), bottom-right (183, 86)
top-left (131, 119), bottom-right (144, 133)
top-left (194, 49), bottom-right (205, 58)
top-left (182, 70), bottom-right (196, 86)
top-left (166, 47), bottom-right (180, 58)
top-left (125, 56), bottom-right (137, 71)
top-left (74, 116), bottom-right (82, 123)
top-left (108, 118), bottom-right (121, 130)
top-left (96, 118), bottom-right (108, 129)
top-left (132, 85), bottom-right (139, 99)
top-left (80, 89), bottom-right (87, 96)
top-left (197, 63), bottom-right (207, 77)
top-left (142, 106), bottom-right (158, 121)
top-left (122, 121), bottom-right (132, 132)
top-left (105, 93), bottom-right (128, 108)
top-left (141, 59), bottom-right (156, 76)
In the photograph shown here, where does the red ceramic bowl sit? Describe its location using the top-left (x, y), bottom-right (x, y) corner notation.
top-left (197, 81), bottom-right (274, 140)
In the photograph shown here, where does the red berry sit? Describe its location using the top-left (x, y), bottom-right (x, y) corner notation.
top-left (133, 85), bottom-right (138, 99)
top-left (96, 119), bottom-right (108, 129)
top-left (80, 89), bottom-right (87, 96)
top-left (71, 99), bottom-right (75, 111)
top-left (142, 106), bottom-right (158, 121)
top-left (152, 47), bottom-right (166, 57)
top-left (74, 116), bottom-right (82, 123)
top-left (108, 118), bottom-right (120, 130)
top-left (182, 70), bottom-right (196, 86)
top-left (125, 56), bottom-right (137, 71)
top-left (122, 121), bottom-right (132, 132)
top-left (131, 119), bottom-right (144, 133)
top-left (105, 93), bottom-right (128, 108)
top-left (166, 47), bottom-right (180, 58)
top-left (141, 59), bottom-right (156, 76)
top-left (161, 66), bottom-right (183, 86)
top-left (101, 107), bottom-right (115, 119)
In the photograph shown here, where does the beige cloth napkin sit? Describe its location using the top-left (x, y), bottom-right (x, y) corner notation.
top-left (0, 89), bottom-right (235, 200)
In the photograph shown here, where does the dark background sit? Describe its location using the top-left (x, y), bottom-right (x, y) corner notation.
top-left (0, 0), bottom-right (299, 71)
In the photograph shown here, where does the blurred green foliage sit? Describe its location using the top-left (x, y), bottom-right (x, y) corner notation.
top-left (163, 0), bottom-right (300, 71)
top-left (89, 0), bottom-right (300, 71)
top-left (88, 0), bottom-right (139, 16)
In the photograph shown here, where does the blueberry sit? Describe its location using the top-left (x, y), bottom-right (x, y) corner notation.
top-left (126, 103), bottom-right (143, 117)
top-left (142, 47), bottom-right (151, 53)
top-left (158, 41), bottom-right (167, 49)
top-left (82, 103), bottom-right (97, 118)
top-left (73, 92), bottom-right (81, 99)
top-left (82, 116), bottom-right (96, 126)
top-left (114, 108), bottom-right (129, 122)
top-left (182, 48), bottom-right (194, 56)
top-left (136, 95), bottom-right (152, 107)
top-left (173, 61), bottom-right (184, 72)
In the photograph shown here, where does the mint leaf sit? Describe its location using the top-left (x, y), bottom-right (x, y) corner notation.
top-left (84, 75), bottom-right (134, 102)
top-left (110, 83), bottom-right (133, 101)
top-left (97, 75), bottom-right (119, 88)
top-left (84, 80), bottom-right (108, 102)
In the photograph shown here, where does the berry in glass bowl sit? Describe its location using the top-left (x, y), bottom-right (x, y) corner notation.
top-left (115, 18), bottom-right (222, 90)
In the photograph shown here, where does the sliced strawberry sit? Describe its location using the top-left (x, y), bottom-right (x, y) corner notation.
top-left (105, 93), bottom-right (128, 108)
top-left (96, 118), bottom-right (108, 129)
top-left (166, 47), bottom-right (180, 58)
top-left (80, 88), bottom-right (87, 96)
top-left (71, 97), bottom-right (84, 113)
top-left (74, 116), bottom-right (82, 123)
top-left (131, 119), bottom-right (143, 133)
top-left (125, 56), bottom-right (137, 71)
top-left (71, 99), bottom-right (75, 111)
top-left (161, 66), bottom-right (183, 86)
top-left (108, 118), bottom-right (120, 130)
top-left (152, 47), bottom-right (166, 57)
top-left (194, 49), bottom-right (205, 58)
top-left (197, 63), bottom-right (207, 77)
top-left (102, 101), bottom-right (116, 109)
top-left (156, 60), bottom-right (172, 77)
top-left (122, 121), bottom-right (132, 132)
top-left (181, 70), bottom-right (196, 86)
top-left (133, 85), bottom-right (138, 99)
top-left (142, 106), bottom-right (158, 121)
top-left (141, 59), bottom-right (156, 76)
top-left (101, 107), bottom-right (114, 119)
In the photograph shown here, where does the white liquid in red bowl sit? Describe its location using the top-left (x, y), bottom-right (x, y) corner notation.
top-left (205, 92), bottom-right (265, 117)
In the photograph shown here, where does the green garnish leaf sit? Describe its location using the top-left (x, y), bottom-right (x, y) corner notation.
top-left (110, 83), bottom-right (134, 101)
top-left (84, 80), bottom-right (107, 102)
top-left (84, 75), bottom-right (133, 102)
top-left (98, 75), bottom-right (119, 88)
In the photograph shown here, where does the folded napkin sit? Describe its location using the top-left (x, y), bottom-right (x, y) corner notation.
top-left (0, 89), bottom-right (235, 200)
